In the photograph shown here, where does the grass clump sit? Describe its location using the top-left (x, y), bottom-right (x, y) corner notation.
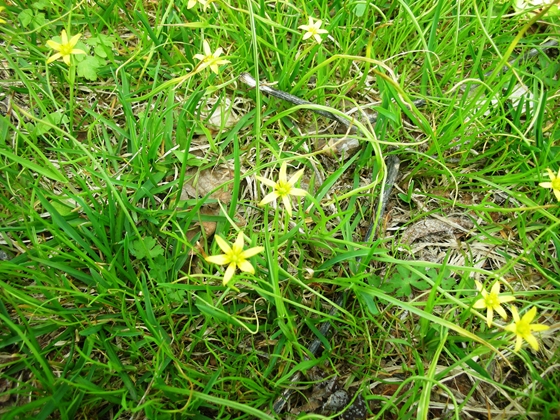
top-left (0, 0), bottom-right (559, 419)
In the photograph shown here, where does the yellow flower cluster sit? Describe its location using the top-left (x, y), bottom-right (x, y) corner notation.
top-left (473, 281), bottom-right (549, 352)
top-left (205, 162), bottom-right (307, 287)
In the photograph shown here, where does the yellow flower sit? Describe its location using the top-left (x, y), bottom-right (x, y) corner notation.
top-left (193, 40), bottom-right (230, 74)
top-left (205, 232), bottom-right (264, 286)
top-left (256, 162), bottom-right (308, 217)
top-left (187, 0), bottom-right (211, 10)
top-left (503, 306), bottom-right (549, 352)
top-left (539, 168), bottom-right (560, 201)
top-left (473, 281), bottom-right (515, 327)
top-left (46, 30), bottom-right (86, 66)
top-left (0, 7), bottom-right (6, 24)
top-left (298, 17), bottom-right (329, 44)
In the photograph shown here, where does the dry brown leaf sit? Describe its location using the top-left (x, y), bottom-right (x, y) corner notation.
top-left (180, 164), bottom-right (234, 204)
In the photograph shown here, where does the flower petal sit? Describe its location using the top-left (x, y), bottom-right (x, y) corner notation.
top-left (525, 333), bottom-right (540, 351)
top-left (490, 282), bottom-right (501, 295)
top-left (475, 281), bottom-right (483, 292)
top-left (279, 162), bottom-right (288, 182)
top-left (233, 232), bottom-right (245, 250)
top-left (223, 263), bottom-right (236, 285)
top-left (553, 189), bottom-right (560, 201)
top-left (47, 53), bottom-right (62, 64)
top-left (498, 295), bottom-right (515, 304)
top-left (255, 175), bottom-right (277, 188)
top-left (238, 260), bottom-right (255, 274)
top-left (69, 33), bottom-right (82, 48)
top-left (509, 306), bottom-right (520, 322)
top-left (46, 40), bottom-right (62, 50)
top-left (495, 305), bottom-right (508, 320)
top-left (259, 191), bottom-right (279, 206)
top-left (241, 246), bottom-right (264, 259)
top-left (214, 235), bottom-right (232, 254)
top-left (539, 182), bottom-right (552, 188)
top-left (522, 306), bottom-right (537, 324)
top-left (288, 168), bottom-right (305, 186)
top-left (473, 298), bottom-right (487, 309)
top-left (202, 40), bottom-right (212, 56)
top-left (531, 324), bottom-right (550, 332)
top-left (60, 30), bottom-right (69, 44)
top-left (205, 254), bottom-right (229, 265)
top-left (514, 335), bottom-right (523, 352)
top-left (289, 187), bottom-right (308, 197)
top-left (282, 195), bottom-right (293, 217)
top-left (486, 308), bottom-right (494, 327)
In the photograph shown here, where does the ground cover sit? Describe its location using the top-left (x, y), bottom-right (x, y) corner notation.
top-left (0, 0), bottom-right (559, 418)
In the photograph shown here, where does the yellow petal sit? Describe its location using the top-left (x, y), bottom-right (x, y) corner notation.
top-left (233, 232), bottom-right (245, 250)
top-left (509, 306), bottom-right (520, 322)
top-left (202, 40), bottom-right (212, 56)
top-left (241, 246), bottom-right (264, 259)
top-left (213, 236), bottom-right (231, 255)
top-left (495, 305), bottom-right (508, 320)
top-left (525, 334), bottom-right (539, 351)
top-left (553, 189), bottom-right (560, 201)
top-left (279, 162), bottom-right (288, 182)
top-left (259, 191), bottom-right (280, 206)
top-left (531, 324), bottom-right (549, 332)
top-left (473, 298), bottom-right (487, 309)
top-left (63, 55), bottom-right (71, 65)
top-left (47, 53), bottom-right (62, 64)
top-left (223, 263), bottom-right (236, 285)
top-left (490, 282), bottom-right (501, 295)
top-left (288, 168), bottom-right (305, 186)
top-left (255, 175), bottom-right (277, 188)
top-left (486, 308), bottom-right (493, 327)
top-left (522, 306), bottom-right (537, 324)
top-left (60, 30), bottom-right (69, 44)
top-left (289, 187), bottom-right (307, 197)
top-left (46, 40), bottom-right (62, 50)
top-left (539, 182), bottom-right (552, 188)
top-left (69, 33), bottom-right (82, 48)
top-left (546, 168), bottom-right (556, 180)
top-left (475, 281), bottom-right (483, 292)
top-left (282, 195), bottom-right (293, 217)
top-left (237, 260), bottom-right (255, 274)
top-left (514, 335), bottom-right (523, 352)
top-left (205, 254), bottom-right (229, 265)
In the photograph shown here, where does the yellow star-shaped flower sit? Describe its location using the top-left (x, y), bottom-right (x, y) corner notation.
top-left (473, 281), bottom-right (515, 327)
top-left (205, 232), bottom-right (264, 286)
top-left (256, 162), bottom-right (308, 217)
top-left (193, 40), bottom-right (230, 74)
top-left (539, 168), bottom-right (560, 202)
top-left (298, 17), bottom-right (329, 44)
top-left (503, 306), bottom-right (549, 352)
top-left (46, 30), bottom-right (86, 66)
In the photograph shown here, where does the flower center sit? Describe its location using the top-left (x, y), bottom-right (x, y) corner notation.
top-left (516, 320), bottom-right (531, 337)
top-left (60, 43), bottom-right (73, 56)
top-left (275, 180), bottom-right (292, 197)
top-left (552, 178), bottom-right (560, 191)
top-left (486, 292), bottom-right (500, 308)
top-left (228, 246), bottom-right (243, 265)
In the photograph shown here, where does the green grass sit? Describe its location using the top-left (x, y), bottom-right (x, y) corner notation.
top-left (1, 0), bottom-right (559, 418)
